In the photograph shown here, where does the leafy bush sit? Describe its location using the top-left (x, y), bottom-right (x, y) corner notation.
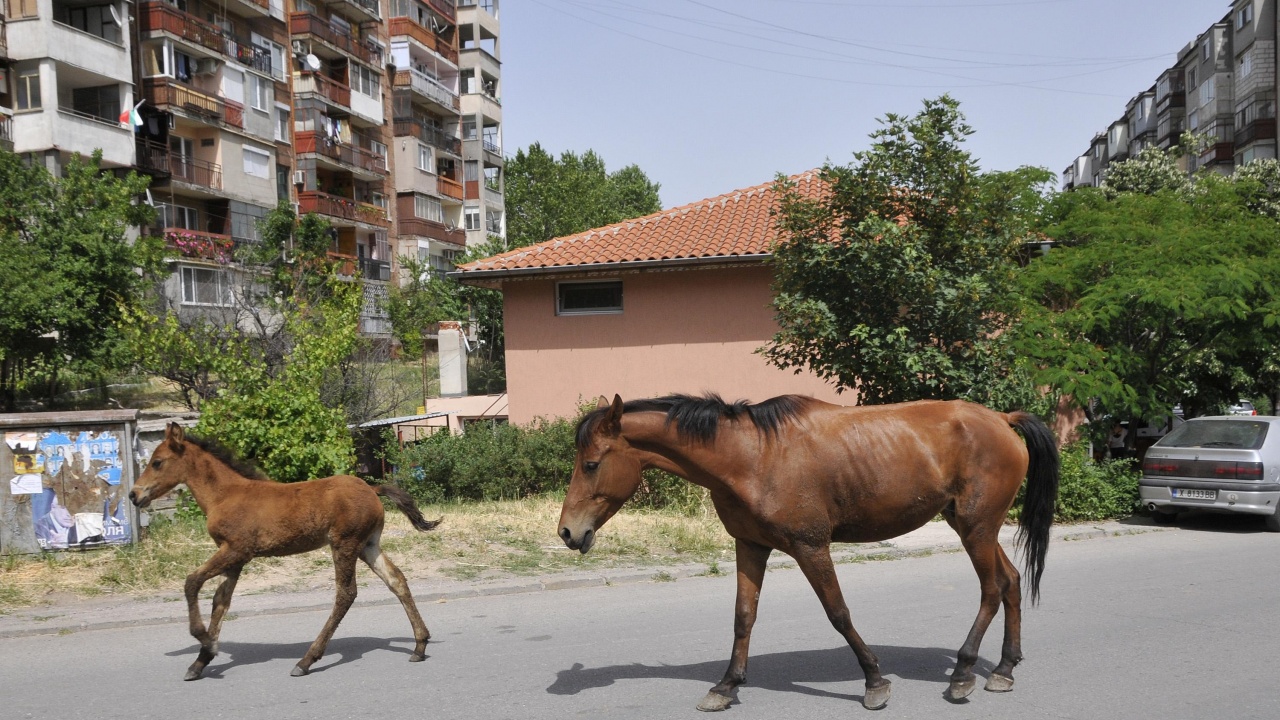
top-left (388, 415), bottom-right (707, 512)
top-left (1011, 442), bottom-right (1139, 522)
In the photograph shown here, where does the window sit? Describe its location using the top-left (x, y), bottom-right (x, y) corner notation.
top-left (181, 267), bottom-right (233, 307)
top-left (275, 105), bottom-right (291, 143)
top-left (1200, 79), bottom-right (1215, 106)
top-left (370, 139), bottom-right (387, 158)
top-left (464, 206), bottom-right (481, 231)
top-left (1202, 37), bottom-right (1212, 60)
top-left (351, 64), bottom-right (381, 99)
top-left (1237, 4), bottom-right (1254, 30)
top-left (1187, 67), bottom-right (1197, 90)
top-left (462, 118), bottom-right (477, 140)
top-left (170, 136), bottom-right (194, 181)
top-left (484, 165), bottom-right (501, 191)
top-left (1239, 52), bottom-right (1253, 78)
top-left (414, 194), bottom-right (443, 223)
top-left (1136, 100), bottom-right (1145, 120)
top-left (485, 209), bottom-right (502, 233)
top-left (17, 69), bottom-right (42, 111)
top-left (250, 74), bottom-right (272, 112)
top-left (157, 203), bottom-right (199, 230)
top-left (252, 34), bottom-right (287, 81)
top-left (58, 4), bottom-right (123, 45)
top-left (417, 144), bottom-right (433, 172)
top-left (243, 147), bottom-right (271, 178)
top-left (1188, 108), bottom-right (1199, 131)
top-left (556, 281), bottom-right (623, 315)
top-left (465, 160), bottom-right (480, 181)
top-left (222, 68), bottom-right (244, 103)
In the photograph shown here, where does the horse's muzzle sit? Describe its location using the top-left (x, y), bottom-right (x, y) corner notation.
top-left (128, 489), bottom-right (151, 509)
top-left (559, 526), bottom-right (595, 554)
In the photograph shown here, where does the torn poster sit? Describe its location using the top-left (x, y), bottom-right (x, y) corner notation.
top-left (10, 473), bottom-right (43, 495)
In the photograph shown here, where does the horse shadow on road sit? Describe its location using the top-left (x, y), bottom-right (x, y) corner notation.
top-left (164, 636), bottom-right (428, 678)
top-left (548, 644), bottom-right (991, 706)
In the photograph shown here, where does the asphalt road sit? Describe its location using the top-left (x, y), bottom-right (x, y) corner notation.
top-left (1, 518), bottom-right (1276, 720)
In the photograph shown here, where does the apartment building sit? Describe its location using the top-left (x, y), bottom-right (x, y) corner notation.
top-left (1064, 0), bottom-right (1277, 188)
top-left (1, 0), bottom-right (502, 340)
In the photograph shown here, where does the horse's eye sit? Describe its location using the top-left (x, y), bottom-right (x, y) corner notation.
top-left (151, 460), bottom-right (162, 469)
top-left (583, 461), bottom-right (599, 472)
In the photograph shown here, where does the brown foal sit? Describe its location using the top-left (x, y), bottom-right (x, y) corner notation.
top-left (130, 423), bottom-right (441, 680)
top-left (559, 394), bottom-right (1059, 711)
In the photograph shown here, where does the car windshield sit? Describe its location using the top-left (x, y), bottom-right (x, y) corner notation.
top-left (1156, 420), bottom-right (1269, 449)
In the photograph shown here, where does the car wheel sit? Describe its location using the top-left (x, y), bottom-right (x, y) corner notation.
top-left (1151, 508), bottom-right (1179, 525)
top-left (1265, 509), bottom-right (1280, 533)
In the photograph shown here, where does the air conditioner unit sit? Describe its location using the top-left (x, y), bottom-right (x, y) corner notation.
top-left (293, 170), bottom-right (306, 186)
top-left (194, 58), bottom-right (221, 76)
top-left (291, 40), bottom-right (306, 56)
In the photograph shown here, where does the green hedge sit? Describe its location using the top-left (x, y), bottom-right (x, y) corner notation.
top-left (1011, 441), bottom-right (1140, 522)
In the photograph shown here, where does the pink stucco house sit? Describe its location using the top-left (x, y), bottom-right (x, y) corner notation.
top-left (454, 171), bottom-right (848, 425)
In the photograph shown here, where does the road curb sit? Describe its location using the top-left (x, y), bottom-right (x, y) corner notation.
top-left (0, 521), bottom-right (1164, 640)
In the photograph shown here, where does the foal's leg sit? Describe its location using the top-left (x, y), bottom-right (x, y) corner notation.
top-left (984, 545), bottom-right (1023, 692)
top-left (183, 547), bottom-right (248, 681)
top-left (946, 525), bottom-right (1007, 701)
top-left (206, 565), bottom-right (243, 655)
top-left (697, 539), bottom-right (771, 712)
top-left (292, 545), bottom-right (359, 677)
top-left (792, 544), bottom-right (892, 710)
top-left (360, 536), bottom-right (431, 661)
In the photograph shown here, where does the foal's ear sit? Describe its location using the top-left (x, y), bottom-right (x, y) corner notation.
top-left (165, 422), bottom-right (186, 451)
top-left (596, 395), bottom-right (610, 410)
top-left (600, 394), bottom-right (625, 436)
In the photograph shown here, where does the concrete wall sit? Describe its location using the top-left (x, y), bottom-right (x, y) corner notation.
top-left (501, 265), bottom-right (849, 424)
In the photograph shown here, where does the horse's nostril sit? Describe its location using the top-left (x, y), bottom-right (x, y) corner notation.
top-left (559, 527), bottom-right (571, 541)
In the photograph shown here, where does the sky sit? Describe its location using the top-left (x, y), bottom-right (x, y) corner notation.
top-left (498, 0), bottom-right (1230, 209)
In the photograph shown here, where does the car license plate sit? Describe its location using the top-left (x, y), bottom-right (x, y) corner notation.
top-left (1173, 488), bottom-right (1216, 500)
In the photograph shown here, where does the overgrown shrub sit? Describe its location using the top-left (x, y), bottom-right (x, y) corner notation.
top-left (387, 415), bottom-right (708, 513)
top-left (1012, 441), bottom-right (1139, 522)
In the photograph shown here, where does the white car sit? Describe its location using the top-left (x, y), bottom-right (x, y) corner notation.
top-left (1140, 416), bottom-right (1280, 531)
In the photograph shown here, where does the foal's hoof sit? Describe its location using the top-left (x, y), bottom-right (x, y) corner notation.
top-left (183, 667), bottom-right (204, 682)
top-left (945, 677), bottom-right (975, 701)
top-left (984, 673), bottom-right (1015, 693)
top-left (290, 665), bottom-right (310, 677)
top-left (409, 652), bottom-right (426, 662)
top-left (696, 691), bottom-right (733, 712)
top-left (862, 681), bottom-right (891, 710)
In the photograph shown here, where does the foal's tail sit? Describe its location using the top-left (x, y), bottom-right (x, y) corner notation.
top-left (375, 485), bottom-right (443, 532)
top-left (1008, 411), bottom-right (1060, 606)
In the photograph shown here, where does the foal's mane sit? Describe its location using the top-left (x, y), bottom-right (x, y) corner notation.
top-left (186, 435), bottom-right (271, 481)
top-left (575, 393), bottom-right (812, 448)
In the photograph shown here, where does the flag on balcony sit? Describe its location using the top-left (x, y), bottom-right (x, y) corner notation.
top-left (118, 101), bottom-right (144, 130)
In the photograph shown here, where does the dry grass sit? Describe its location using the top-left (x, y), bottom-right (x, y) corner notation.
top-left (0, 496), bottom-right (734, 612)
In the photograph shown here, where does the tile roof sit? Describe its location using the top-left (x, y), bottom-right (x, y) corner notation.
top-left (455, 170), bottom-right (825, 278)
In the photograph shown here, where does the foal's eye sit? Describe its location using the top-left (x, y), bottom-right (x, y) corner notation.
top-left (151, 460), bottom-right (163, 469)
top-left (583, 461), bottom-right (600, 472)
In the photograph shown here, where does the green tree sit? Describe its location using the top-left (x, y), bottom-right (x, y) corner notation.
top-left (0, 150), bottom-right (160, 410)
top-left (504, 143), bottom-right (662, 249)
top-left (765, 96), bottom-right (1054, 407)
top-left (1016, 176), bottom-right (1280, 430)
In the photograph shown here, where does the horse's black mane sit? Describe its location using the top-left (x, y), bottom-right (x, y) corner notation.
top-left (575, 393), bottom-right (811, 449)
top-left (187, 434), bottom-right (270, 480)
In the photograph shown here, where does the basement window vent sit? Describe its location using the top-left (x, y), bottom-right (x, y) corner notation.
top-left (556, 281), bottom-right (623, 316)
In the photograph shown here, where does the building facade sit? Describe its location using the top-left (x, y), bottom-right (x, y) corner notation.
top-left (1064, 0), bottom-right (1277, 188)
top-left (0, 0), bottom-right (502, 339)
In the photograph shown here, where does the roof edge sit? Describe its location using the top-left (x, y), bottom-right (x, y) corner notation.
top-left (450, 253), bottom-right (773, 285)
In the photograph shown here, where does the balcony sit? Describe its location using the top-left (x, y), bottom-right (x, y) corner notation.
top-left (337, 0), bottom-right (382, 22)
top-left (295, 130), bottom-right (388, 176)
top-left (1200, 141), bottom-right (1235, 166)
top-left (389, 16), bottom-right (459, 65)
top-left (399, 216), bottom-right (465, 247)
top-left (0, 115), bottom-right (11, 153)
top-left (136, 141), bottom-right (224, 190)
top-left (395, 68), bottom-right (459, 111)
top-left (162, 228), bottom-right (235, 263)
top-left (294, 71), bottom-right (352, 109)
top-left (1234, 101), bottom-right (1277, 147)
top-left (289, 13), bottom-right (384, 66)
top-left (298, 190), bottom-right (389, 226)
top-left (438, 175), bottom-right (463, 200)
top-left (426, 0), bottom-right (457, 22)
top-left (140, 2), bottom-right (225, 55)
top-left (144, 78), bottom-right (244, 129)
top-left (394, 117), bottom-right (462, 155)
top-left (360, 257), bottom-right (391, 282)
top-left (458, 0), bottom-right (497, 17)
top-left (1, 10), bottom-right (8, 58)
top-left (328, 251), bottom-right (358, 277)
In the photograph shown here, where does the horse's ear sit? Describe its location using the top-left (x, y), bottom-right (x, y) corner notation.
top-left (600, 394), bottom-right (624, 436)
top-left (596, 395), bottom-right (610, 410)
top-left (165, 423), bottom-right (186, 451)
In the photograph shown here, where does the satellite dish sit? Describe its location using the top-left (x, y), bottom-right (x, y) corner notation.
top-left (108, 4), bottom-right (122, 26)
top-left (305, 54), bottom-right (322, 72)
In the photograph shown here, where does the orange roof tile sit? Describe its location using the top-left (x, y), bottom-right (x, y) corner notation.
top-left (455, 170), bottom-right (825, 279)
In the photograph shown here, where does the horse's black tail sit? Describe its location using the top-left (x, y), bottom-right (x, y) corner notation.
top-left (1009, 411), bottom-right (1060, 606)
top-left (374, 484), bottom-right (443, 532)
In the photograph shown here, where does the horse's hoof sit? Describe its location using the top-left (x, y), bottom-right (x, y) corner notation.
top-left (290, 665), bottom-right (309, 677)
top-left (863, 681), bottom-right (891, 710)
top-left (984, 673), bottom-right (1014, 693)
top-left (183, 668), bottom-right (203, 682)
top-left (946, 677), bottom-right (975, 701)
top-left (696, 691), bottom-right (733, 712)
top-left (409, 652), bottom-right (426, 662)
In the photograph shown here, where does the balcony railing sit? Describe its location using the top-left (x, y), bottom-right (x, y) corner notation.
top-left (0, 115), bottom-right (12, 152)
top-left (289, 13), bottom-right (384, 66)
top-left (399, 217), bottom-right (465, 246)
top-left (136, 141), bottom-right (224, 190)
top-left (298, 191), bottom-right (390, 226)
top-left (393, 117), bottom-right (462, 154)
top-left (162, 228), bottom-right (236, 263)
top-left (395, 68), bottom-right (459, 111)
top-left (141, 2), bottom-right (225, 54)
top-left (426, 0), bottom-right (457, 22)
top-left (458, 0), bottom-right (496, 15)
top-left (144, 78), bottom-right (244, 128)
top-left (295, 71), bottom-right (352, 109)
top-left (438, 175), bottom-right (463, 200)
top-left (482, 137), bottom-right (501, 155)
top-left (388, 16), bottom-right (459, 64)
top-left (295, 130), bottom-right (388, 174)
top-left (1200, 141), bottom-right (1235, 164)
top-left (338, 0), bottom-right (382, 21)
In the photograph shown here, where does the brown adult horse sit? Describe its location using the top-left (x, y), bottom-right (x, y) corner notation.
top-left (129, 423), bottom-right (441, 680)
top-left (559, 394), bottom-right (1058, 711)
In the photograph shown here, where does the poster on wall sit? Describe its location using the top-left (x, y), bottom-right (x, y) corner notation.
top-left (25, 429), bottom-right (131, 550)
